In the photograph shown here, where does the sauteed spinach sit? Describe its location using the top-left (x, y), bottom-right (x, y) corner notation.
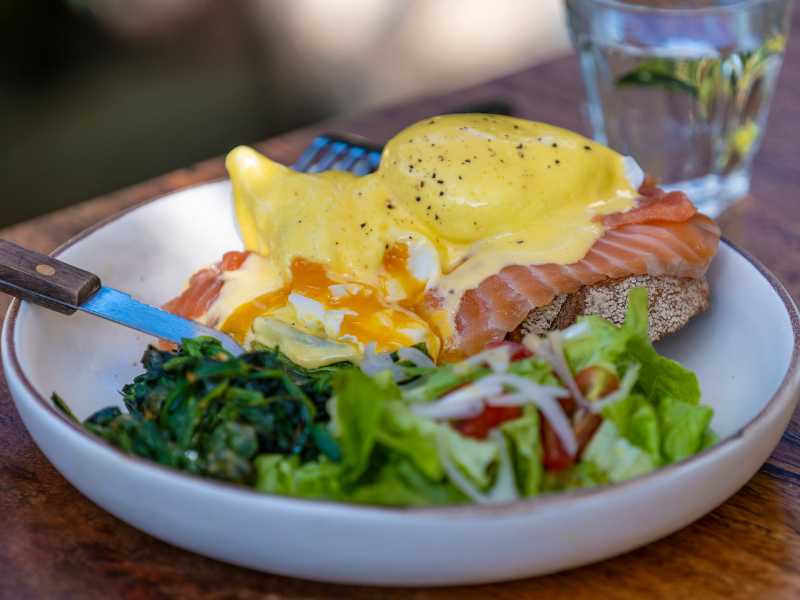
top-left (54, 338), bottom-right (344, 485)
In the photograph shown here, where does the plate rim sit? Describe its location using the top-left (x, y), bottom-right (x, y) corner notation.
top-left (4, 180), bottom-right (800, 518)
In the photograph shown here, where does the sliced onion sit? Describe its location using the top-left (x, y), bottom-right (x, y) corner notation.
top-left (548, 331), bottom-right (591, 411)
top-left (411, 380), bottom-right (503, 420)
top-left (524, 331), bottom-right (591, 412)
top-left (397, 346), bottom-right (435, 369)
top-left (480, 374), bottom-right (576, 456)
top-left (490, 392), bottom-right (527, 406)
top-left (359, 342), bottom-right (407, 381)
top-left (591, 363), bottom-right (641, 412)
top-left (453, 345), bottom-right (511, 375)
top-left (487, 384), bottom-right (569, 405)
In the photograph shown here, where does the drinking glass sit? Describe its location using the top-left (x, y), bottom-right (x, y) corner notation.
top-left (566, 0), bottom-right (794, 216)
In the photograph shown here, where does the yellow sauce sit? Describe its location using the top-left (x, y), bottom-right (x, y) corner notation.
top-left (220, 114), bottom-right (639, 360)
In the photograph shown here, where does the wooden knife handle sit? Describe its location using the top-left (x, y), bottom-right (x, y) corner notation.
top-left (0, 240), bottom-right (101, 315)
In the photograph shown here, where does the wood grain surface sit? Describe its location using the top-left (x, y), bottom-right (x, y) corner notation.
top-left (2, 7), bottom-right (800, 599)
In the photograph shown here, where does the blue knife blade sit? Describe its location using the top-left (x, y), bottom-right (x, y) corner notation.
top-left (79, 287), bottom-right (243, 355)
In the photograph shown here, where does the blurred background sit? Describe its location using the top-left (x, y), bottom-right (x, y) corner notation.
top-left (0, 0), bottom-right (570, 228)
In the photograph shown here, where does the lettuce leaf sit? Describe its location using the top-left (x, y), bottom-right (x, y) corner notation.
top-left (507, 357), bottom-right (561, 385)
top-left (582, 420), bottom-right (656, 483)
top-left (254, 454), bottom-right (342, 500)
top-left (542, 421), bottom-right (657, 492)
top-left (601, 393), bottom-right (660, 464)
top-left (701, 428), bottom-right (720, 451)
top-left (563, 315), bottom-right (631, 375)
top-left (629, 400), bottom-right (660, 463)
top-left (376, 398), bottom-right (443, 480)
top-left (621, 285), bottom-right (650, 338)
top-left (622, 288), bottom-right (701, 405)
top-left (378, 395), bottom-right (498, 489)
top-left (600, 391), bottom-right (713, 467)
top-left (563, 288), bottom-right (649, 376)
top-left (659, 396), bottom-right (714, 463)
top-left (348, 456), bottom-right (466, 506)
top-left (542, 460), bottom-right (608, 492)
top-left (333, 368), bottom-right (385, 483)
top-left (440, 427), bottom-right (498, 489)
top-left (500, 406), bottom-right (543, 496)
top-left (626, 336), bottom-right (701, 406)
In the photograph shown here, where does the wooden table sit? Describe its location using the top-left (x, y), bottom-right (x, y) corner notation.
top-left (3, 8), bottom-right (800, 599)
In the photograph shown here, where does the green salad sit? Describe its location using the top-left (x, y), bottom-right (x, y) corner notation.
top-left (54, 288), bottom-right (716, 506)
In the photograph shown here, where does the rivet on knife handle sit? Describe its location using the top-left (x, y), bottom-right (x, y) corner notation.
top-left (0, 239), bottom-right (101, 315)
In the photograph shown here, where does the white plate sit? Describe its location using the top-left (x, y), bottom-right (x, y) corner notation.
top-left (3, 180), bottom-right (799, 586)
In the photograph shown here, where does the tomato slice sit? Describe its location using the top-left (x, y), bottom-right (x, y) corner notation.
top-left (541, 366), bottom-right (620, 470)
top-left (541, 416), bottom-right (573, 471)
top-left (575, 365), bottom-right (620, 400)
top-left (453, 405), bottom-right (523, 440)
top-left (574, 410), bottom-right (603, 456)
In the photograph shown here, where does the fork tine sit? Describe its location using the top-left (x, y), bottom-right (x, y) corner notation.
top-left (352, 156), bottom-right (373, 176)
top-left (334, 146), bottom-right (366, 171)
top-left (307, 141), bottom-right (348, 173)
top-left (366, 150), bottom-right (381, 171)
top-left (294, 134), bottom-right (383, 175)
top-left (349, 150), bottom-right (382, 175)
top-left (292, 135), bottom-right (330, 171)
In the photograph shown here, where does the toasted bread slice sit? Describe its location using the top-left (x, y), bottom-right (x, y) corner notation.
top-left (509, 275), bottom-right (710, 342)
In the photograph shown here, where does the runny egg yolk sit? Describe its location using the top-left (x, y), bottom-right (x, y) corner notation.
top-left (219, 114), bottom-right (641, 360)
top-left (220, 254), bottom-right (437, 357)
top-left (380, 242), bottom-right (427, 308)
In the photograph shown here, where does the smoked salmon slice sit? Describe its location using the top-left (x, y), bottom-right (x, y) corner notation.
top-left (163, 250), bottom-right (250, 323)
top-left (599, 190), bottom-right (696, 229)
top-left (435, 192), bottom-right (720, 356)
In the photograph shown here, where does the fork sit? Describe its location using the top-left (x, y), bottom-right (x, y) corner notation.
top-left (292, 100), bottom-right (513, 174)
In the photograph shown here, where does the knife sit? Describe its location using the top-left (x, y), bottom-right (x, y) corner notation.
top-left (0, 239), bottom-right (244, 355)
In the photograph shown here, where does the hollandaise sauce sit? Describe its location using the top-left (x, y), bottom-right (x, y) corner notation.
top-left (213, 114), bottom-right (641, 361)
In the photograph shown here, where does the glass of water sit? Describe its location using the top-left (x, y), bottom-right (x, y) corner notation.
top-left (566, 0), bottom-right (794, 216)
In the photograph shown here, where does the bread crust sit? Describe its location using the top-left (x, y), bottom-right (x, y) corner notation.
top-left (510, 275), bottom-right (710, 342)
